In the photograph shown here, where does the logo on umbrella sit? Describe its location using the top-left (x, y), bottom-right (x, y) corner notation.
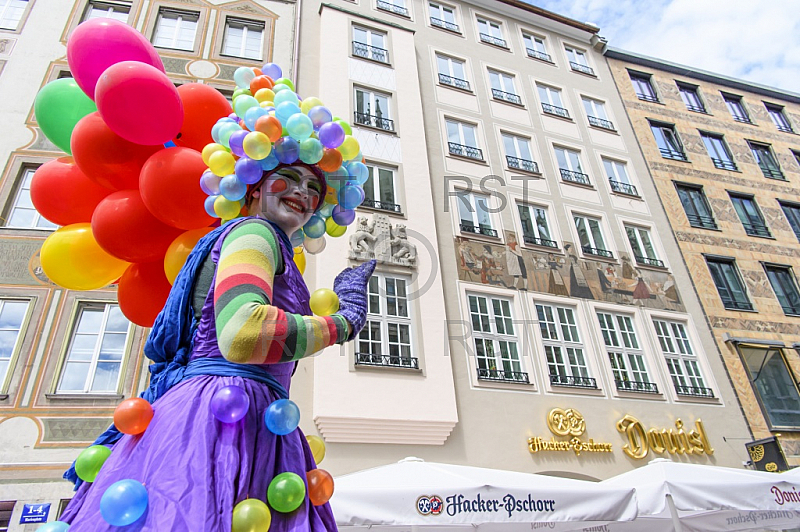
top-left (416, 495), bottom-right (443, 516)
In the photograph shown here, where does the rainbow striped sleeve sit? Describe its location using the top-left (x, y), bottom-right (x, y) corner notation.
top-left (214, 219), bottom-right (348, 364)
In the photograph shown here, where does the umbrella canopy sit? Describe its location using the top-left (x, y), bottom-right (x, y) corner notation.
top-left (331, 457), bottom-right (638, 529)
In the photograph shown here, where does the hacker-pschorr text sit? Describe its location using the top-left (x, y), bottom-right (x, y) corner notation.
top-left (445, 493), bottom-right (556, 518)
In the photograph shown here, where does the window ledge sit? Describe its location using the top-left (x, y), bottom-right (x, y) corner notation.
top-left (722, 306), bottom-right (759, 314)
top-left (588, 123), bottom-right (618, 134)
top-left (523, 243), bottom-right (562, 253)
top-left (447, 153), bottom-right (489, 165)
top-left (634, 262), bottom-right (670, 273)
top-left (45, 393), bottom-right (124, 401)
top-left (559, 179), bottom-right (595, 191)
top-left (357, 204), bottom-right (405, 218)
top-left (744, 233), bottom-right (776, 240)
top-left (376, 7), bottom-right (411, 20)
top-left (350, 54), bottom-right (392, 68)
top-left (570, 69), bottom-right (597, 79)
top-left (458, 231), bottom-right (502, 244)
top-left (547, 384), bottom-right (605, 397)
top-left (505, 166), bottom-right (542, 178)
top-left (480, 41), bottom-right (511, 52)
top-left (673, 394), bottom-right (720, 405)
top-left (615, 389), bottom-right (665, 401)
top-left (219, 53), bottom-right (263, 63)
top-left (353, 122), bottom-right (398, 136)
top-left (438, 82), bottom-right (474, 95)
top-left (430, 23), bottom-right (461, 36)
top-left (579, 253), bottom-right (617, 265)
top-left (661, 155), bottom-right (691, 163)
top-left (610, 190), bottom-right (642, 201)
top-left (0, 394), bottom-right (8, 401)
top-left (355, 363), bottom-right (422, 373)
top-left (491, 97), bottom-right (525, 110)
top-left (687, 224), bottom-right (723, 232)
top-left (528, 56), bottom-right (555, 66)
top-left (541, 112), bottom-right (574, 124)
top-left (636, 97), bottom-right (665, 105)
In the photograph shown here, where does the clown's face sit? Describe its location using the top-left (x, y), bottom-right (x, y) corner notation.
top-left (255, 166), bottom-right (322, 236)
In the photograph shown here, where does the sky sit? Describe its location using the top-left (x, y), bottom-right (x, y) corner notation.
top-left (529, 0), bottom-right (800, 93)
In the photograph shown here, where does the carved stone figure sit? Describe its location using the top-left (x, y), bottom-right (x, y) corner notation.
top-left (391, 225), bottom-right (417, 263)
top-left (348, 213), bottom-right (417, 267)
top-left (349, 216), bottom-right (376, 254)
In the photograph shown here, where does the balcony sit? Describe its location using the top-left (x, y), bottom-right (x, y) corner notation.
top-left (479, 33), bottom-right (507, 48)
top-left (686, 213), bottom-right (718, 230)
top-left (569, 61), bottom-right (595, 76)
top-left (526, 48), bottom-right (551, 62)
top-left (430, 16), bottom-right (459, 32)
top-left (352, 41), bottom-right (389, 63)
top-left (491, 88), bottom-right (521, 105)
top-left (636, 92), bottom-right (660, 103)
top-left (506, 155), bottom-right (539, 173)
top-left (659, 147), bottom-right (688, 161)
top-left (775, 123), bottom-right (794, 133)
top-left (354, 112), bottom-right (394, 132)
top-left (460, 223), bottom-right (497, 238)
top-left (478, 368), bottom-right (529, 384)
top-left (361, 199), bottom-right (402, 213)
top-left (355, 353), bottom-right (419, 369)
top-left (376, 0), bottom-right (409, 16)
top-left (711, 158), bottom-right (738, 171)
top-left (759, 164), bottom-right (785, 180)
top-left (550, 374), bottom-right (597, 389)
top-left (615, 380), bottom-right (659, 394)
top-left (582, 246), bottom-right (613, 259)
top-left (685, 103), bottom-right (706, 113)
top-left (448, 142), bottom-right (483, 160)
top-left (588, 115), bottom-right (615, 130)
top-left (635, 256), bottom-right (665, 268)
top-left (438, 73), bottom-right (470, 91)
top-left (542, 103), bottom-right (570, 119)
top-left (743, 221), bottom-right (772, 238)
top-left (675, 385), bottom-right (714, 398)
top-left (732, 114), bottom-right (752, 124)
top-left (609, 179), bottom-right (638, 196)
top-left (721, 298), bottom-right (754, 311)
top-left (560, 168), bottom-right (590, 186)
top-left (522, 234), bottom-right (557, 248)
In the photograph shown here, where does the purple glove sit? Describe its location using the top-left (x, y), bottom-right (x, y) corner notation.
top-left (333, 260), bottom-right (377, 341)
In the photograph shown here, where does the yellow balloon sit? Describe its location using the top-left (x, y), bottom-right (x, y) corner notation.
top-left (293, 246), bottom-right (306, 275)
top-left (40, 223), bottom-right (129, 291)
top-left (208, 150), bottom-right (236, 177)
top-left (310, 288), bottom-right (339, 316)
top-left (254, 88), bottom-right (275, 104)
top-left (202, 143), bottom-right (227, 166)
top-left (214, 196), bottom-right (241, 219)
top-left (306, 435), bottom-right (326, 465)
top-left (259, 101), bottom-right (275, 109)
top-left (164, 227), bottom-right (214, 284)
top-left (300, 97), bottom-right (324, 114)
top-left (324, 187), bottom-right (338, 205)
top-left (337, 135), bottom-right (359, 160)
top-left (242, 131), bottom-right (272, 160)
top-left (325, 217), bottom-right (346, 237)
top-left (232, 498), bottom-right (271, 532)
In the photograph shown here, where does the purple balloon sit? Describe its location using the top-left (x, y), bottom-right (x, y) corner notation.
top-left (210, 385), bottom-right (250, 423)
top-left (262, 63), bottom-right (283, 80)
top-left (338, 183), bottom-right (365, 210)
top-left (308, 106), bottom-right (333, 130)
top-left (235, 156), bottom-right (263, 184)
top-left (204, 195), bottom-right (218, 217)
top-left (318, 122), bottom-right (345, 149)
top-left (228, 113), bottom-right (239, 121)
top-left (273, 136), bottom-right (299, 164)
top-left (332, 205), bottom-right (356, 226)
top-left (228, 129), bottom-right (248, 157)
top-left (200, 170), bottom-right (220, 195)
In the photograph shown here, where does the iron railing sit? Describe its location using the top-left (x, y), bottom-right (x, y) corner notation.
top-left (448, 142), bottom-right (483, 160)
top-left (550, 374), bottom-right (597, 389)
top-left (582, 246), bottom-right (614, 259)
top-left (659, 147), bottom-right (688, 161)
top-left (352, 41), bottom-right (389, 63)
top-left (636, 92), bottom-right (660, 103)
top-left (635, 256), bottom-right (665, 268)
top-left (430, 17), bottom-right (459, 32)
top-left (354, 112), bottom-right (394, 131)
top-left (478, 368), bottom-right (529, 383)
top-left (721, 298), bottom-right (754, 311)
top-left (560, 168), bottom-right (590, 185)
top-left (356, 353), bottom-right (419, 369)
top-left (742, 221), bottom-right (771, 238)
top-left (609, 179), bottom-right (638, 196)
top-left (686, 213), bottom-right (718, 230)
top-left (675, 384), bottom-right (714, 398)
top-left (506, 155), bottom-right (538, 173)
top-left (711, 158), bottom-right (737, 171)
top-left (460, 223), bottom-right (497, 238)
top-left (570, 61), bottom-right (594, 76)
top-left (776, 123), bottom-right (794, 133)
top-left (438, 73), bottom-right (470, 91)
top-left (759, 164), bottom-right (785, 180)
top-left (376, 0), bottom-right (409, 16)
top-left (479, 33), bottom-right (507, 48)
top-left (616, 380), bottom-right (659, 394)
top-left (588, 115), bottom-right (615, 130)
top-left (684, 103), bottom-right (706, 113)
top-left (526, 48), bottom-right (552, 62)
top-left (492, 88), bottom-right (522, 105)
top-left (361, 199), bottom-right (401, 213)
top-left (542, 103), bottom-right (570, 119)
top-left (522, 235), bottom-right (557, 248)
top-left (732, 114), bottom-right (752, 124)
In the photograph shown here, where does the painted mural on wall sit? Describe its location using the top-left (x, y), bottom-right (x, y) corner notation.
top-left (455, 231), bottom-right (685, 312)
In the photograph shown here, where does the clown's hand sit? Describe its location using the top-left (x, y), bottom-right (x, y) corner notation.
top-left (333, 260), bottom-right (377, 342)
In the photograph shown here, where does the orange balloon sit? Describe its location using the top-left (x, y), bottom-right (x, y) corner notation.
top-left (117, 261), bottom-right (172, 327)
top-left (307, 469), bottom-right (334, 506)
top-left (249, 75), bottom-right (275, 94)
top-left (164, 227), bottom-right (214, 284)
top-left (254, 115), bottom-right (283, 142)
top-left (252, 67), bottom-right (263, 76)
top-left (173, 83), bottom-right (232, 152)
top-left (114, 398), bottom-right (154, 435)
top-left (318, 149), bottom-right (343, 173)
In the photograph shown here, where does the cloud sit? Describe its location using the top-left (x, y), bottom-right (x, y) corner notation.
top-left (530, 0), bottom-right (800, 92)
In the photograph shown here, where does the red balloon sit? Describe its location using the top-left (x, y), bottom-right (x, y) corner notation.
top-left (30, 157), bottom-right (113, 225)
top-left (117, 261), bottom-right (171, 327)
top-left (173, 83), bottom-right (232, 152)
top-left (92, 190), bottom-right (182, 262)
top-left (140, 147), bottom-right (213, 230)
top-left (113, 398), bottom-right (154, 435)
top-left (71, 112), bottom-right (161, 190)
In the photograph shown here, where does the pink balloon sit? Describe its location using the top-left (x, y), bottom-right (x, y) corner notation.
top-left (95, 61), bottom-right (183, 146)
top-left (67, 18), bottom-right (165, 100)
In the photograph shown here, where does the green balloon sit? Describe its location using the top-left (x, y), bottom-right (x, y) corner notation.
top-left (267, 472), bottom-right (306, 513)
top-left (33, 78), bottom-right (97, 155)
top-left (74, 444), bottom-right (111, 483)
top-left (335, 119), bottom-right (352, 136)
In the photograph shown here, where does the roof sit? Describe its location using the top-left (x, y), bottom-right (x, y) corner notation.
top-left (496, 0), bottom-right (600, 34)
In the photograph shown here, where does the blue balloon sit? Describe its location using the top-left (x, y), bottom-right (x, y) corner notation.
top-left (204, 195), bottom-right (219, 217)
top-left (219, 175), bottom-right (247, 201)
top-left (318, 202), bottom-right (335, 218)
top-left (100, 479), bottom-right (148, 527)
top-left (290, 229), bottom-right (305, 247)
top-left (218, 122), bottom-right (241, 149)
top-left (303, 214), bottom-right (326, 239)
top-left (200, 170), bottom-right (221, 195)
top-left (235, 157), bottom-right (263, 185)
top-left (275, 101), bottom-right (301, 124)
top-left (286, 113), bottom-right (313, 140)
top-left (273, 137), bottom-right (299, 164)
top-left (244, 106), bottom-right (269, 131)
top-left (308, 106), bottom-right (333, 130)
top-left (259, 151), bottom-right (280, 171)
top-left (36, 522), bottom-right (70, 532)
top-left (332, 205), bottom-right (356, 226)
top-left (298, 138), bottom-right (323, 164)
top-left (262, 63), bottom-right (283, 80)
top-left (264, 399), bottom-right (301, 435)
top-left (233, 66), bottom-right (256, 89)
top-left (346, 161), bottom-right (369, 185)
top-left (272, 83), bottom-right (290, 95)
top-left (338, 184), bottom-right (365, 210)
top-left (325, 169), bottom-right (348, 191)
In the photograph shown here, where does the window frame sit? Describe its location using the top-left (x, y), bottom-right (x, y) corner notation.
top-left (649, 121), bottom-right (687, 161)
top-left (428, 1), bottom-right (459, 33)
top-left (700, 131), bottom-right (737, 171)
top-left (749, 141), bottom-right (784, 180)
top-left (573, 213), bottom-right (612, 259)
top-left (581, 96), bottom-right (614, 130)
top-left (765, 103), bottom-right (794, 133)
top-left (535, 301), bottom-right (596, 389)
top-left (487, 68), bottom-right (521, 105)
top-left (0, 0), bottom-right (33, 33)
top-left (763, 263), bottom-right (800, 316)
top-left (516, 201), bottom-right (557, 249)
top-left (0, 298), bottom-right (32, 394)
top-left (5, 165), bottom-right (58, 231)
top-left (729, 193), bottom-right (771, 238)
top-left (151, 6), bottom-right (200, 52)
top-left (536, 83), bottom-right (570, 119)
top-left (624, 224), bottom-right (664, 268)
top-left (738, 345), bottom-right (800, 431)
top-left (81, 0), bottom-right (132, 23)
top-left (554, 146), bottom-right (589, 186)
top-left (362, 162), bottom-right (400, 214)
top-left (596, 310), bottom-right (657, 394)
top-left (352, 25), bottom-right (389, 64)
top-left (675, 182), bottom-right (718, 230)
top-left (677, 82), bottom-right (706, 113)
top-left (501, 132), bottom-right (538, 174)
top-left (722, 92), bottom-right (751, 123)
top-left (376, 0), bottom-right (410, 18)
top-left (220, 16), bottom-right (266, 61)
top-left (354, 86), bottom-right (394, 132)
top-left (629, 71), bottom-right (659, 102)
top-left (445, 118), bottom-right (482, 160)
top-left (564, 45), bottom-right (594, 76)
top-left (476, 16), bottom-right (507, 48)
top-left (0, 500), bottom-right (15, 532)
top-left (603, 157), bottom-right (638, 197)
top-left (779, 200), bottom-right (800, 242)
top-left (704, 255), bottom-right (754, 311)
top-left (456, 190), bottom-right (497, 238)
top-left (435, 53), bottom-right (470, 91)
top-left (651, 317), bottom-right (714, 399)
top-left (522, 32), bottom-right (551, 63)
top-left (467, 292), bottom-right (528, 384)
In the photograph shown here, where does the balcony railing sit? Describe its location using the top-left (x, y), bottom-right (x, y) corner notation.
top-left (479, 33), bottom-right (507, 48)
top-left (542, 103), bottom-right (570, 119)
top-left (362, 199), bottom-right (402, 213)
top-left (460, 223), bottom-right (497, 238)
top-left (430, 16), bottom-right (459, 32)
top-left (354, 112), bottom-right (394, 132)
top-left (732, 114), bottom-right (752, 124)
top-left (609, 179), bottom-right (638, 196)
top-left (550, 374), bottom-right (597, 389)
top-left (776, 123), bottom-right (794, 133)
top-left (478, 368), bottom-right (529, 383)
top-left (438, 73), bottom-right (470, 91)
top-left (376, 0), bottom-right (409, 16)
top-left (352, 41), bottom-right (389, 63)
top-left (560, 168), bottom-right (590, 185)
top-left (675, 384), bottom-right (714, 398)
top-left (685, 103), bottom-right (706, 113)
top-left (635, 255), bottom-right (665, 268)
top-left (615, 380), bottom-right (659, 394)
top-left (759, 164), bottom-right (785, 180)
top-left (686, 213), bottom-right (718, 230)
top-left (588, 115), bottom-right (615, 130)
top-left (526, 48), bottom-right (552, 62)
top-left (522, 234), bottom-right (557, 248)
top-left (721, 298), bottom-right (754, 311)
top-left (355, 353), bottom-right (419, 369)
top-left (742, 221), bottom-right (772, 238)
top-left (491, 88), bottom-right (522, 105)
top-left (711, 157), bottom-right (738, 171)
top-left (659, 147), bottom-right (688, 161)
top-left (636, 92), bottom-right (660, 103)
top-left (448, 142), bottom-right (483, 160)
top-left (506, 155), bottom-right (539, 173)
top-left (569, 61), bottom-right (594, 76)
top-left (582, 246), bottom-right (614, 259)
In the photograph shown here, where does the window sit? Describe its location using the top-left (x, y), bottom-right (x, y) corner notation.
top-left (764, 264), bottom-right (800, 315)
top-left (678, 83), bottom-right (705, 113)
top-left (488, 69), bottom-right (520, 105)
top-left (82, 1), bottom-right (130, 23)
top-left (723, 93), bottom-right (751, 123)
top-left (429, 1), bottom-right (458, 32)
top-left (6, 167), bottom-right (57, 230)
top-left (446, 119), bottom-right (482, 160)
top-left (152, 8), bottom-right (198, 51)
top-left (705, 257), bottom-right (753, 311)
top-left (700, 132), bottom-right (737, 171)
top-left (625, 225), bottom-right (663, 268)
top-left (650, 122), bottom-right (687, 161)
top-left (573, 215), bottom-right (612, 258)
top-left (523, 33), bottom-right (550, 62)
top-left (0, 0), bottom-right (26, 30)
top-left (536, 303), bottom-right (595, 388)
top-left (537, 84), bottom-right (569, 118)
top-left (629, 72), bottom-right (658, 102)
top-left (56, 499), bottom-right (71, 520)
top-left (749, 142), bottom-right (784, 179)
top-left (653, 320), bottom-right (712, 398)
top-left (766, 103), bottom-right (793, 133)
top-left (352, 26), bottom-right (388, 63)
top-left (221, 18), bottom-right (264, 60)
top-left (597, 312), bottom-right (656, 393)
top-left (729, 194), bottom-right (771, 237)
top-left (436, 54), bottom-right (469, 90)
top-left (468, 294), bottom-right (526, 383)
top-left (502, 133), bottom-right (537, 173)
top-left (477, 17), bottom-right (506, 48)
top-left (363, 163), bottom-right (399, 213)
top-left (565, 46), bottom-right (593, 76)
top-left (0, 501), bottom-right (14, 532)
top-left (740, 346), bottom-right (800, 429)
top-left (582, 97), bottom-right (614, 130)
top-left (603, 158), bottom-right (638, 196)
top-left (377, 0), bottom-right (409, 17)
top-left (357, 274), bottom-right (416, 369)
top-left (0, 300), bottom-right (28, 388)
top-left (676, 183), bottom-right (717, 229)
top-left (56, 304), bottom-right (130, 394)
top-left (457, 192), bottom-right (495, 237)
top-left (555, 147), bottom-right (589, 185)
top-left (354, 87), bottom-right (393, 131)
top-left (517, 203), bottom-right (556, 248)
top-left (779, 201), bottom-right (800, 241)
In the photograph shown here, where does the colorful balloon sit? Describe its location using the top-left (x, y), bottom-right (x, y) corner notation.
top-left (214, 195), bottom-right (241, 219)
top-left (293, 246), bottom-right (306, 275)
top-left (303, 214), bottom-right (326, 239)
top-left (300, 97), bottom-right (324, 115)
top-left (275, 102), bottom-right (301, 124)
top-left (75, 445), bottom-right (112, 483)
top-left (173, 83), bottom-right (232, 151)
top-left (290, 229), bottom-right (305, 247)
top-left (210, 385), bottom-right (250, 423)
top-left (202, 143), bottom-right (228, 166)
top-left (164, 227), bottom-right (214, 284)
top-left (318, 122), bottom-right (344, 149)
top-left (273, 77), bottom-right (295, 91)
top-left (264, 399), bottom-right (300, 435)
top-left (267, 472), bottom-right (305, 513)
top-left (117, 261), bottom-right (172, 327)
top-left (200, 170), bottom-right (221, 195)
top-left (100, 479), bottom-right (148, 526)
top-left (34, 78), bottom-right (97, 155)
top-left (232, 498), bottom-right (271, 532)
top-left (310, 288), bottom-right (339, 316)
top-left (220, 175), bottom-right (247, 201)
top-left (235, 156), bottom-right (263, 184)
top-left (286, 113), bottom-right (313, 140)
top-left (228, 129), bottom-right (249, 157)
top-left (273, 136), bottom-right (299, 164)
top-left (249, 75), bottom-right (274, 95)
top-left (114, 398), bottom-right (154, 435)
top-left (308, 106), bottom-right (332, 130)
top-left (331, 205), bottom-right (356, 226)
top-left (254, 115), bottom-right (283, 142)
top-left (209, 150), bottom-right (236, 177)
top-left (307, 469), bottom-right (334, 506)
top-left (306, 435), bottom-right (326, 464)
top-left (338, 183), bottom-right (365, 210)
top-left (233, 95), bottom-right (259, 119)
top-left (337, 135), bottom-right (360, 161)
top-left (254, 88), bottom-right (275, 104)
top-left (233, 67), bottom-right (256, 89)
top-left (242, 131), bottom-right (272, 160)
top-left (261, 63), bottom-right (282, 80)
top-left (35, 522), bottom-right (70, 532)
top-left (298, 138), bottom-right (323, 164)
top-left (325, 217), bottom-right (347, 237)
top-left (30, 157), bottom-right (112, 226)
top-left (303, 235), bottom-right (327, 255)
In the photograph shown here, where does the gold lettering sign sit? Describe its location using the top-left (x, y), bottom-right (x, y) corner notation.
top-left (615, 415), bottom-right (714, 459)
top-left (528, 408), bottom-right (613, 456)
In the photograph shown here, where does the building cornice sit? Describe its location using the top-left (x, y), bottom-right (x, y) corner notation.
top-left (319, 2), bottom-right (415, 33)
top-left (494, 0), bottom-right (599, 34)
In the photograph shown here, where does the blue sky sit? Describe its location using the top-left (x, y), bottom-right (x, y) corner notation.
top-left (530, 0), bottom-right (800, 92)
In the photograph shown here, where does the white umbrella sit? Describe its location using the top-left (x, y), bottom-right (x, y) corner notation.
top-left (331, 457), bottom-right (638, 530)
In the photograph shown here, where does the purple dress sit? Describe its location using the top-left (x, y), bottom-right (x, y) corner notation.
top-left (61, 222), bottom-right (338, 531)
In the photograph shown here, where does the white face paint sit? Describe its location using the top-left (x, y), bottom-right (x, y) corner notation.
top-left (254, 165), bottom-right (322, 236)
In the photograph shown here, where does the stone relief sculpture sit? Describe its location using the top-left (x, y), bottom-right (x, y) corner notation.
top-left (348, 214), bottom-right (417, 267)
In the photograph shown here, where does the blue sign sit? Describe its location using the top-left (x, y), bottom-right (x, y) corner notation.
top-left (20, 503), bottom-right (50, 524)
